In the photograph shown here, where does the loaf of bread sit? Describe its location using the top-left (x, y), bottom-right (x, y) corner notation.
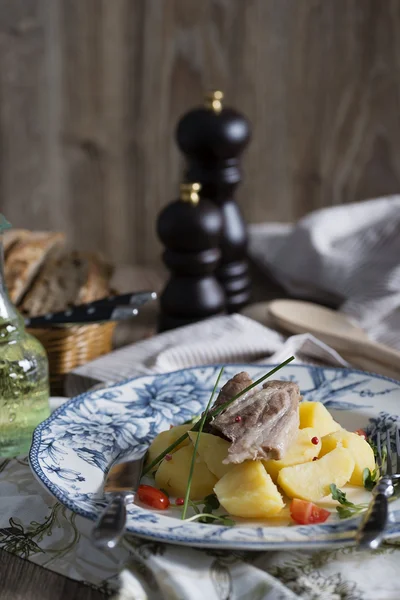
top-left (3, 230), bottom-right (113, 317)
top-left (5, 232), bottom-right (66, 305)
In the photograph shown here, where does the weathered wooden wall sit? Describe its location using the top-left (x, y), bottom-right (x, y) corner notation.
top-left (0, 0), bottom-right (400, 265)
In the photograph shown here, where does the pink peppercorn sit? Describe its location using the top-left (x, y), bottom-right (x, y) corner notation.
top-left (311, 436), bottom-right (319, 445)
top-left (235, 415), bottom-right (242, 423)
top-left (313, 457), bottom-right (318, 461)
top-left (165, 454), bottom-right (172, 461)
top-left (175, 497), bottom-right (184, 506)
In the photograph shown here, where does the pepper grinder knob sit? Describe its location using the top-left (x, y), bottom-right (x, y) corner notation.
top-left (179, 182), bottom-right (201, 205)
top-left (204, 90), bottom-right (224, 114)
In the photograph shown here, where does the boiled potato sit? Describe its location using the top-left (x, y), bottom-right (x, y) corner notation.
top-left (214, 460), bottom-right (284, 518)
top-left (188, 431), bottom-right (234, 479)
top-left (278, 447), bottom-right (355, 501)
top-left (146, 423), bottom-right (192, 469)
top-left (319, 430), bottom-right (375, 486)
top-left (299, 402), bottom-right (341, 437)
top-left (263, 428), bottom-right (321, 482)
top-left (155, 445), bottom-right (217, 500)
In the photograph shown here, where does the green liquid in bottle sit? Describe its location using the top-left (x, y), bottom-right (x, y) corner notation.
top-left (0, 218), bottom-right (50, 457)
top-left (0, 323), bottom-right (50, 456)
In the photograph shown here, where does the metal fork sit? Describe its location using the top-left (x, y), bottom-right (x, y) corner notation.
top-left (356, 427), bottom-right (400, 549)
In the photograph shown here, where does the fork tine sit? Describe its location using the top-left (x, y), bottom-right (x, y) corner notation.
top-left (376, 432), bottom-right (383, 471)
top-left (396, 427), bottom-right (400, 473)
top-left (386, 430), bottom-right (393, 476)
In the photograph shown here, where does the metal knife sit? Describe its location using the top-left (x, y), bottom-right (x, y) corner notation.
top-left (92, 453), bottom-right (146, 549)
top-left (25, 291), bottom-right (157, 328)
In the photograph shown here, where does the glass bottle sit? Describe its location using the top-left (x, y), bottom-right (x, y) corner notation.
top-left (0, 216), bottom-right (50, 457)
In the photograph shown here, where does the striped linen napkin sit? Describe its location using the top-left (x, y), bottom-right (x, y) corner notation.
top-left (65, 314), bottom-right (349, 398)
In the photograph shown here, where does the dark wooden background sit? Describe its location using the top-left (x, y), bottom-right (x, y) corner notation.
top-left (1, 0), bottom-right (400, 267)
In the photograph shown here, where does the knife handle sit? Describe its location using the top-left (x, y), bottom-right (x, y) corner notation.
top-left (26, 305), bottom-right (138, 327)
top-left (356, 476), bottom-right (394, 550)
top-left (92, 493), bottom-right (132, 549)
top-left (90, 291), bottom-right (157, 308)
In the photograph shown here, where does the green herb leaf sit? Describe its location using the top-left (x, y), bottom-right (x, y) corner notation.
top-left (143, 356), bottom-right (295, 476)
top-left (203, 493), bottom-right (220, 510)
top-left (329, 484), bottom-right (354, 507)
top-left (181, 367), bottom-right (225, 520)
top-left (363, 467), bottom-right (379, 491)
top-left (330, 483), bottom-right (368, 519)
top-left (336, 506), bottom-right (358, 519)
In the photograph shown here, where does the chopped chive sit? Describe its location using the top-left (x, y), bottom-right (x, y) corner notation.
top-left (143, 431), bottom-right (189, 475)
top-left (142, 356), bottom-right (295, 476)
top-left (181, 367), bottom-right (225, 519)
top-left (188, 499), bottom-right (201, 514)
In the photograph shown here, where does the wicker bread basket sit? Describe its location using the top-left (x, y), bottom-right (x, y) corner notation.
top-left (28, 322), bottom-right (116, 395)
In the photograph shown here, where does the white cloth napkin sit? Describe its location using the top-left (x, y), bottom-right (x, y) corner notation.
top-left (248, 196), bottom-right (400, 350)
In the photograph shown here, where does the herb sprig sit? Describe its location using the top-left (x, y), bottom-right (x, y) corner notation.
top-left (330, 484), bottom-right (368, 519)
top-left (363, 467), bottom-right (379, 491)
top-left (142, 356), bottom-right (295, 476)
top-left (363, 435), bottom-right (385, 490)
top-left (181, 367), bottom-right (224, 519)
top-left (184, 513), bottom-right (235, 526)
top-left (186, 494), bottom-right (234, 526)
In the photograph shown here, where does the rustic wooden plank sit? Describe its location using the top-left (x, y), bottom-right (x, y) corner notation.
top-left (235, 0), bottom-right (400, 225)
top-left (0, 0), bottom-right (52, 228)
top-left (1, 0), bottom-right (400, 264)
top-left (59, 0), bottom-right (107, 255)
top-left (0, 548), bottom-right (106, 600)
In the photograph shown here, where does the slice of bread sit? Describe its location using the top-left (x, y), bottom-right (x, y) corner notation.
top-left (3, 229), bottom-right (31, 257)
top-left (20, 251), bottom-right (89, 317)
top-left (5, 231), bottom-right (66, 305)
top-left (77, 253), bottom-right (112, 304)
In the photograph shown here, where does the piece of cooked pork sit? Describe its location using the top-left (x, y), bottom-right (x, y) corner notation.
top-left (211, 378), bottom-right (300, 464)
top-left (212, 371), bottom-right (253, 410)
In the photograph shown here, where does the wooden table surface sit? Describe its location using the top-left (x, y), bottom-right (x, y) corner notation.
top-left (0, 262), bottom-right (288, 600)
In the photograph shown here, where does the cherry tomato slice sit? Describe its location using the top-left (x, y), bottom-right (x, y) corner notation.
top-left (354, 429), bottom-right (367, 440)
top-left (290, 498), bottom-right (330, 525)
top-left (137, 485), bottom-right (170, 510)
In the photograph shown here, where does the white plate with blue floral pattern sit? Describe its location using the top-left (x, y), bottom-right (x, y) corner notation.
top-left (29, 364), bottom-right (400, 550)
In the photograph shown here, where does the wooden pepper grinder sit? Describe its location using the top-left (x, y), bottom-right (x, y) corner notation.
top-left (157, 182), bottom-right (225, 332)
top-left (176, 91), bottom-right (252, 312)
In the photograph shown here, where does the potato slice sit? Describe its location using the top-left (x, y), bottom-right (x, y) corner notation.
top-left (146, 423), bottom-right (192, 469)
top-left (155, 445), bottom-right (217, 500)
top-left (278, 447), bottom-right (355, 501)
top-left (319, 430), bottom-right (375, 486)
top-left (299, 402), bottom-right (341, 437)
top-left (188, 431), bottom-right (234, 479)
top-left (214, 460), bottom-right (284, 518)
top-left (263, 428), bottom-right (321, 482)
